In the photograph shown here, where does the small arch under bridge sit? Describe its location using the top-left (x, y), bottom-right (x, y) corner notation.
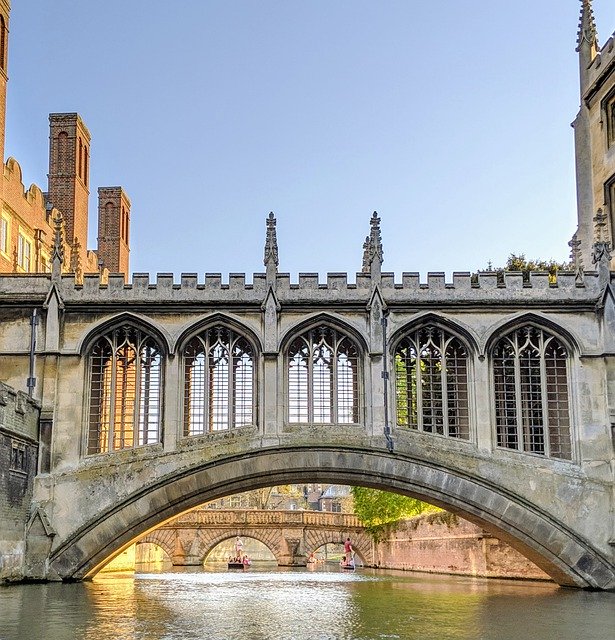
top-left (138, 510), bottom-right (372, 566)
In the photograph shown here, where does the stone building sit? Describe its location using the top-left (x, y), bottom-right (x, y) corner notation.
top-left (0, 2), bottom-right (613, 590)
top-left (0, 1), bottom-right (131, 279)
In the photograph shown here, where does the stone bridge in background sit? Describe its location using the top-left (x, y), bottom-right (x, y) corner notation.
top-left (1, 214), bottom-right (615, 590)
top-left (138, 510), bottom-right (372, 566)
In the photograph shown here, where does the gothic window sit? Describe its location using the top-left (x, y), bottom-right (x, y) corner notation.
top-left (57, 132), bottom-right (69, 174)
top-left (183, 326), bottom-right (255, 435)
top-left (87, 326), bottom-right (162, 454)
top-left (493, 326), bottom-right (571, 460)
top-left (607, 97), bottom-right (615, 148)
top-left (395, 326), bottom-right (470, 439)
top-left (287, 326), bottom-right (359, 424)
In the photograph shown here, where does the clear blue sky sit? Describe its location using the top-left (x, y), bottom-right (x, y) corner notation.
top-left (6, 1), bottom-right (615, 279)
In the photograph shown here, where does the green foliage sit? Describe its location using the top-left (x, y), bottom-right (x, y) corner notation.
top-left (473, 253), bottom-right (572, 284)
top-left (351, 487), bottom-right (436, 541)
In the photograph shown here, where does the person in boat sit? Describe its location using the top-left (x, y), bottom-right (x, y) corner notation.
top-left (242, 555), bottom-right (250, 567)
top-left (344, 537), bottom-right (354, 562)
top-left (307, 553), bottom-right (315, 564)
top-left (235, 536), bottom-right (244, 558)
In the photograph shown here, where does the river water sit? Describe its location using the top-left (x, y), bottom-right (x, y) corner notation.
top-left (0, 565), bottom-right (613, 640)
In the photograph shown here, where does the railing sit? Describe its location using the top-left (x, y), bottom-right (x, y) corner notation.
top-left (163, 509), bottom-right (362, 529)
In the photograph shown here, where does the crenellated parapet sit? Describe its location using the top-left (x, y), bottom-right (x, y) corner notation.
top-left (0, 269), bottom-right (604, 307)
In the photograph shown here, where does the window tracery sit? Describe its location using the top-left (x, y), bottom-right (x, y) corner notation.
top-left (394, 326), bottom-right (469, 439)
top-left (183, 326), bottom-right (255, 435)
top-left (87, 326), bottom-right (162, 454)
top-left (288, 325), bottom-right (359, 424)
top-left (493, 325), bottom-right (571, 460)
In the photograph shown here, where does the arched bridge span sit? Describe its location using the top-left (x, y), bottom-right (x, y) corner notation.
top-left (139, 510), bottom-right (372, 566)
top-left (36, 441), bottom-right (615, 590)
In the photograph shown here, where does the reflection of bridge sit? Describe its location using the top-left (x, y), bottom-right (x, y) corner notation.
top-left (139, 510), bottom-right (372, 566)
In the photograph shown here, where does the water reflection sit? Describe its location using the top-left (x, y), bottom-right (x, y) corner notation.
top-left (0, 567), bottom-right (613, 640)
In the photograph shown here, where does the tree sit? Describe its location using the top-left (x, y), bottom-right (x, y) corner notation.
top-left (351, 487), bottom-right (436, 540)
top-left (476, 253), bottom-right (572, 284)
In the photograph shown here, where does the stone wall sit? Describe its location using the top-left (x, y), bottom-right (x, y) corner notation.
top-left (373, 512), bottom-right (550, 581)
top-left (0, 382), bottom-right (40, 582)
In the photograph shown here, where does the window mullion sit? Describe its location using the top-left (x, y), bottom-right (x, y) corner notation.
top-left (441, 340), bottom-right (449, 437)
top-left (108, 343), bottom-right (117, 453)
top-left (539, 334), bottom-right (550, 458)
top-left (513, 342), bottom-right (523, 452)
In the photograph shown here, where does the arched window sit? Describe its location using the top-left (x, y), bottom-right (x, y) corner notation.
top-left (395, 326), bottom-right (469, 439)
top-left (287, 325), bottom-right (359, 424)
top-left (493, 325), bottom-right (571, 460)
top-left (57, 131), bottom-right (69, 173)
top-left (87, 326), bottom-right (162, 454)
top-left (183, 326), bottom-right (254, 435)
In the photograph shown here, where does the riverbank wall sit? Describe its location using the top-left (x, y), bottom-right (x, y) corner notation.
top-left (0, 383), bottom-right (40, 583)
top-left (373, 512), bottom-right (550, 581)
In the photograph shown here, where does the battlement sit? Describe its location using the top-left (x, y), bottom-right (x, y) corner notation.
top-left (0, 269), bottom-right (603, 307)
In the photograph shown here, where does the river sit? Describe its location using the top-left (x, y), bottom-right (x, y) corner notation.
top-left (0, 565), bottom-right (613, 640)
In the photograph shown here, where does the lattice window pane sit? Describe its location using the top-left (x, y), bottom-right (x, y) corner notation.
top-left (138, 344), bottom-right (161, 445)
top-left (445, 340), bottom-right (469, 439)
top-left (493, 326), bottom-right (571, 460)
top-left (183, 327), bottom-right (255, 434)
top-left (88, 327), bottom-right (162, 455)
top-left (545, 340), bottom-right (571, 460)
top-left (494, 341), bottom-right (518, 449)
top-left (289, 340), bottom-right (309, 423)
top-left (287, 326), bottom-right (360, 424)
top-left (234, 340), bottom-right (254, 427)
top-left (209, 342), bottom-right (230, 431)
top-left (88, 339), bottom-right (113, 454)
top-left (395, 327), bottom-right (468, 439)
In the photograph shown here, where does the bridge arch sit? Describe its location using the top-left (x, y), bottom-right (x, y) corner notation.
top-left (45, 447), bottom-right (615, 590)
top-left (303, 530), bottom-right (372, 564)
top-left (199, 532), bottom-right (280, 564)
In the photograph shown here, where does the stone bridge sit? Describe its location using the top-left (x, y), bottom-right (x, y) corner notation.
top-left (1, 214), bottom-right (615, 590)
top-left (138, 510), bottom-right (372, 566)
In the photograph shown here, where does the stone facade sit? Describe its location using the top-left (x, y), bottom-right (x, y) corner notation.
top-left (0, 1), bottom-right (613, 591)
top-left (0, 3), bottom-right (130, 279)
top-left (0, 382), bottom-right (40, 581)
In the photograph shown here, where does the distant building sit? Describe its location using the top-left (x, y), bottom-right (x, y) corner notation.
top-left (0, 2), bottom-right (131, 279)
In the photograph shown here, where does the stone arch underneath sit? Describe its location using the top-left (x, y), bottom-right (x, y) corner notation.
top-left (197, 530), bottom-right (281, 564)
top-left (46, 447), bottom-right (615, 590)
top-left (303, 529), bottom-right (372, 565)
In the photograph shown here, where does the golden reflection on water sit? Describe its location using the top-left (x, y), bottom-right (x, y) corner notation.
top-left (0, 567), bottom-right (613, 640)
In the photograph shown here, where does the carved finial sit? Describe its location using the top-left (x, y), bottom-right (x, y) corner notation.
top-left (576, 0), bottom-right (598, 54)
top-left (264, 211), bottom-right (279, 283)
top-left (70, 239), bottom-right (82, 280)
top-left (361, 236), bottom-right (370, 273)
top-left (362, 211), bottom-right (384, 275)
top-left (592, 209), bottom-right (612, 281)
top-left (568, 232), bottom-right (585, 285)
top-left (51, 212), bottom-right (64, 281)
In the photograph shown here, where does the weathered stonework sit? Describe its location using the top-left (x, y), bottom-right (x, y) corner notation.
top-left (0, 381), bottom-right (40, 581)
top-left (0, 1), bottom-right (614, 592)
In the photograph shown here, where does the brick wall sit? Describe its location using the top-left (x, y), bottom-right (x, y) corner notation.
top-left (373, 512), bottom-right (550, 581)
